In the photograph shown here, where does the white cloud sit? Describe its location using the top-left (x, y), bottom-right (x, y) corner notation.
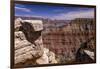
top-left (51, 9), bottom-right (94, 20)
top-left (15, 14), bottom-right (47, 19)
top-left (15, 6), bottom-right (31, 12)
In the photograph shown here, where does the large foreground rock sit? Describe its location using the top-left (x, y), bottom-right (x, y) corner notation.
top-left (14, 18), bottom-right (58, 68)
top-left (14, 18), bottom-right (44, 67)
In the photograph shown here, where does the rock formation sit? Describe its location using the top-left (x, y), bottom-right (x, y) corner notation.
top-left (14, 17), bottom-right (95, 67)
top-left (14, 18), bottom-right (57, 68)
top-left (42, 18), bottom-right (96, 63)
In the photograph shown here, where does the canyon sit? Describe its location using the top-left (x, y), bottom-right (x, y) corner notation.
top-left (14, 17), bottom-right (96, 67)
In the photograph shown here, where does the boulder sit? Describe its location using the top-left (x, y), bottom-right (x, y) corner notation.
top-left (36, 48), bottom-right (57, 64)
top-left (36, 48), bottom-right (49, 64)
top-left (48, 51), bottom-right (57, 63)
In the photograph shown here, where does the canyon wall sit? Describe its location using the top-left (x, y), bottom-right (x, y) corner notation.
top-left (42, 18), bottom-right (96, 63)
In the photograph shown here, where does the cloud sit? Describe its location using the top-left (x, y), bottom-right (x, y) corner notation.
top-left (51, 9), bottom-right (94, 20)
top-left (15, 14), bottom-right (46, 18)
top-left (15, 6), bottom-right (31, 12)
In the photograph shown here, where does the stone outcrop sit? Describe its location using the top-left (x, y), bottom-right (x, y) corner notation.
top-left (14, 18), bottom-right (57, 68)
top-left (14, 18), bottom-right (44, 67)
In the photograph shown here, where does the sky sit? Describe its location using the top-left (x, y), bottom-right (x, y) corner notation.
top-left (15, 3), bottom-right (95, 20)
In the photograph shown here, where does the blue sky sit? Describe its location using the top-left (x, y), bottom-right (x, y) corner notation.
top-left (15, 3), bottom-right (95, 20)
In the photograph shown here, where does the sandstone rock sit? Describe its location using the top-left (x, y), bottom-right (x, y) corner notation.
top-left (15, 31), bottom-right (26, 41)
top-left (14, 18), bottom-right (44, 67)
top-left (15, 18), bottom-right (22, 31)
top-left (15, 51), bottom-right (34, 64)
top-left (36, 48), bottom-right (49, 64)
top-left (48, 51), bottom-right (57, 63)
top-left (22, 20), bottom-right (43, 31)
top-left (84, 50), bottom-right (94, 60)
top-left (36, 48), bottom-right (58, 64)
top-left (14, 35), bottom-right (43, 65)
top-left (15, 40), bottom-right (33, 50)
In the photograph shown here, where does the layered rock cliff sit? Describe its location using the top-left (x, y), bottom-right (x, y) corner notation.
top-left (42, 18), bottom-right (95, 63)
